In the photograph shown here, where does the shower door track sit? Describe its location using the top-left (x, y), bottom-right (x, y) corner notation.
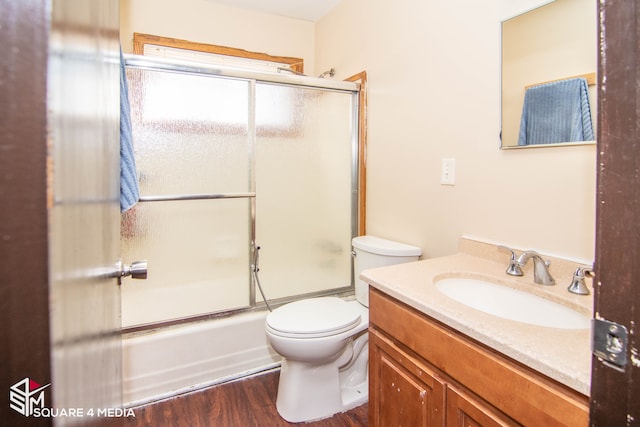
top-left (124, 54), bottom-right (360, 92)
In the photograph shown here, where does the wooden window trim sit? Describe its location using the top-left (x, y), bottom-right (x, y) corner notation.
top-left (133, 33), bottom-right (304, 73)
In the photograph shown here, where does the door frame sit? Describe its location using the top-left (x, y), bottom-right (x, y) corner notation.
top-left (590, 0), bottom-right (639, 424)
top-left (0, 1), bottom-right (52, 424)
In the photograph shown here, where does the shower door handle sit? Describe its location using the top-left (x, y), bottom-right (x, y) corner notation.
top-left (115, 259), bottom-right (148, 285)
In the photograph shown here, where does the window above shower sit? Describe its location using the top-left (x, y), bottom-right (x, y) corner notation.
top-left (132, 33), bottom-right (306, 134)
top-left (132, 66), bottom-right (300, 133)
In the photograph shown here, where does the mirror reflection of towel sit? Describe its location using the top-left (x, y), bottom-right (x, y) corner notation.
top-left (517, 77), bottom-right (594, 146)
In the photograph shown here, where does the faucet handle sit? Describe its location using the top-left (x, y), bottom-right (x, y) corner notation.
top-left (498, 245), bottom-right (523, 276)
top-left (575, 266), bottom-right (594, 277)
top-left (568, 266), bottom-right (594, 295)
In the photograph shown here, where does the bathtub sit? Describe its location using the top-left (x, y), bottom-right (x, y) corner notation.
top-left (122, 310), bottom-right (281, 406)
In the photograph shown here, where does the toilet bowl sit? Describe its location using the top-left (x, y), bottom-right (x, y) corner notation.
top-left (265, 236), bottom-right (421, 423)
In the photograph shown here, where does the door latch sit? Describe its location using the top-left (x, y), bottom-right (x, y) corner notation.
top-left (592, 318), bottom-right (628, 369)
top-left (115, 259), bottom-right (148, 285)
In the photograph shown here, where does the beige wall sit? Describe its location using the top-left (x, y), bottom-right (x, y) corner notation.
top-left (121, 0), bottom-right (596, 263)
top-left (316, 0), bottom-right (596, 262)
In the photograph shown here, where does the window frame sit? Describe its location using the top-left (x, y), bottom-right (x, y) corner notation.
top-left (130, 33), bottom-right (308, 137)
top-left (133, 33), bottom-right (304, 74)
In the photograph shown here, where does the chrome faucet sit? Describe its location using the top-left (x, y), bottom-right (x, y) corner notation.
top-left (516, 251), bottom-right (556, 285)
top-left (567, 266), bottom-right (594, 295)
top-left (499, 246), bottom-right (555, 286)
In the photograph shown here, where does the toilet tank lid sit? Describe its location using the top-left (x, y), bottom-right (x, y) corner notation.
top-left (352, 235), bottom-right (422, 257)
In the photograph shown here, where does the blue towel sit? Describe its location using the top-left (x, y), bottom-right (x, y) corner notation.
top-left (120, 48), bottom-right (140, 212)
top-left (517, 77), bottom-right (594, 146)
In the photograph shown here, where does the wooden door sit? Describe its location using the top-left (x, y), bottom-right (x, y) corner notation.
top-left (1, 1), bottom-right (123, 426)
top-left (48, 0), bottom-right (123, 424)
top-left (591, 0), bottom-right (640, 424)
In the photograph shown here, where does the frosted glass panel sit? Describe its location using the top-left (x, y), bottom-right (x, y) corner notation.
top-left (255, 85), bottom-right (354, 300)
top-left (121, 64), bottom-right (358, 326)
top-left (121, 199), bottom-right (250, 327)
top-left (127, 68), bottom-right (250, 195)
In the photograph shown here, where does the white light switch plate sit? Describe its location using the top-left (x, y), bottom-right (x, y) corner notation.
top-left (440, 158), bottom-right (456, 185)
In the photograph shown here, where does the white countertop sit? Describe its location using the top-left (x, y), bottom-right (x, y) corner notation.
top-left (361, 237), bottom-right (593, 395)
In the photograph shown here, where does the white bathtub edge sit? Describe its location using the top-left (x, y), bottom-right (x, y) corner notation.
top-left (122, 310), bottom-right (282, 406)
top-left (124, 362), bottom-right (282, 408)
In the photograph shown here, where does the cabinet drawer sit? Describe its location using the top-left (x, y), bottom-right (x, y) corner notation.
top-left (369, 288), bottom-right (589, 427)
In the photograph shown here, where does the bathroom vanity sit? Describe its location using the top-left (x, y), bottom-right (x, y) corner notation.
top-left (363, 238), bottom-right (591, 426)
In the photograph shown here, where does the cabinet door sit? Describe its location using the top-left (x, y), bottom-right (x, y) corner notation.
top-left (446, 385), bottom-right (520, 427)
top-left (370, 329), bottom-right (446, 427)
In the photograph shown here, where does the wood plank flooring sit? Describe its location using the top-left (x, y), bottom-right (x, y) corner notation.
top-left (124, 370), bottom-right (368, 427)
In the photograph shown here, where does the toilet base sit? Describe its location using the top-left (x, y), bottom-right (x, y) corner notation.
top-left (275, 335), bottom-right (369, 423)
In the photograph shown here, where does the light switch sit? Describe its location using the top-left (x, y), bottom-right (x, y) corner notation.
top-left (440, 158), bottom-right (456, 185)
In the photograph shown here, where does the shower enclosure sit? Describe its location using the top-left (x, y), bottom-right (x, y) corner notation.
top-left (120, 55), bottom-right (361, 328)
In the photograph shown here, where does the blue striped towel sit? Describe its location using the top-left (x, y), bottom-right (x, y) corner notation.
top-left (517, 77), bottom-right (594, 146)
top-left (120, 48), bottom-right (140, 212)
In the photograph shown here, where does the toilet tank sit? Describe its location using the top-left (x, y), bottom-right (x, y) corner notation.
top-left (352, 236), bottom-right (422, 307)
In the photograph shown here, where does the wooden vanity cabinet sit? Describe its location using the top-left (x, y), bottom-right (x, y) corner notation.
top-left (370, 329), bottom-right (512, 427)
top-left (369, 329), bottom-right (446, 426)
top-left (445, 383), bottom-right (516, 427)
top-left (368, 288), bottom-right (589, 427)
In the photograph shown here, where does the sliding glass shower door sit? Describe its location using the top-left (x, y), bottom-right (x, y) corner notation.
top-left (121, 68), bottom-right (253, 327)
top-left (120, 58), bottom-right (358, 328)
top-left (254, 83), bottom-right (355, 300)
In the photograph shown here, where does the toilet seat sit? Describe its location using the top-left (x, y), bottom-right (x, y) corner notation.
top-left (266, 297), bottom-right (362, 338)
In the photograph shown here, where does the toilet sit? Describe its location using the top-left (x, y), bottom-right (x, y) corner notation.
top-left (265, 235), bottom-right (422, 422)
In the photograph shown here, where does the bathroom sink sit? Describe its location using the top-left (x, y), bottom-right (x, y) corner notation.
top-left (435, 278), bottom-right (590, 329)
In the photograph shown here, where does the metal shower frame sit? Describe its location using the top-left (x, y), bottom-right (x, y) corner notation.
top-left (123, 54), bottom-right (361, 315)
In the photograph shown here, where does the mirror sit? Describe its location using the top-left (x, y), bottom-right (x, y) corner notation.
top-left (501, 0), bottom-right (596, 149)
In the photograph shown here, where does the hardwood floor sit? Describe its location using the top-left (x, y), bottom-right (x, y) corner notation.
top-left (124, 370), bottom-right (368, 427)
